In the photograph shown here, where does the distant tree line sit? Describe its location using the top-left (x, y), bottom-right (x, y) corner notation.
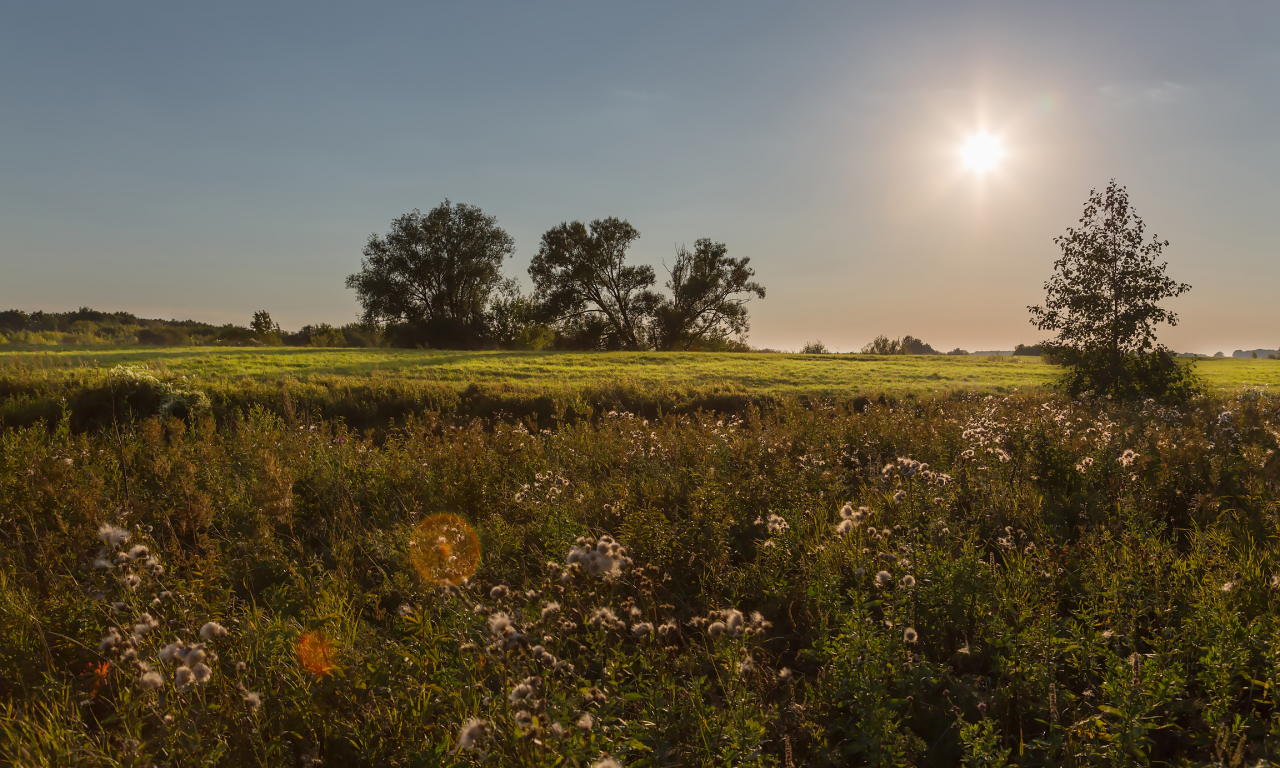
top-left (345, 201), bottom-right (766, 350)
top-left (0, 307), bottom-right (382, 349)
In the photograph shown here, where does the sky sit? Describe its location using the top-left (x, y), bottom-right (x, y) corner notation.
top-left (1, 1), bottom-right (1277, 353)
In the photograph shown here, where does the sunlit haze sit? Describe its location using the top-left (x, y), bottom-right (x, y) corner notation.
top-left (2, 3), bottom-right (1277, 353)
top-left (960, 134), bottom-right (1003, 173)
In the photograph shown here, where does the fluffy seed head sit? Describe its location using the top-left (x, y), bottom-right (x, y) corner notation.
top-left (632, 622), bottom-right (652, 637)
top-left (903, 627), bottom-right (918, 644)
top-left (876, 570), bottom-right (892, 587)
top-left (175, 666), bottom-right (194, 689)
top-left (138, 670), bottom-right (163, 691)
top-left (243, 691), bottom-right (262, 711)
top-left (199, 622), bottom-right (228, 640)
top-left (456, 718), bottom-right (489, 753)
top-left (98, 523), bottom-right (131, 548)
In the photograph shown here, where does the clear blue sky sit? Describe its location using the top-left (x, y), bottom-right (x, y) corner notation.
top-left (2, 2), bottom-right (1277, 352)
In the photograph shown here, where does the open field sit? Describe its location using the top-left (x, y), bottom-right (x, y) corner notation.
top-left (4, 354), bottom-right (1280, 765)
top-left (3, 346), bottom-right (1279, 395)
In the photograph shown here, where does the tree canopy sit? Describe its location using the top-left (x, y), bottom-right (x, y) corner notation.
top-left (346, 201), bottom-right (515, 347)
top-left (652, 239), bottom-right (765, 351)
top-left (529, 218), bottom-right (658, 350)
top-left (1029, 180), bottom-right (1194, 398)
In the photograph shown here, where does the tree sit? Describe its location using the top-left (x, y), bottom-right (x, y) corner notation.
top-left (251, 311), bottom-right (279, 335)
top-left (529, 218), bottom-right (657, 350)
top-left (651, 239), bottom-right (765, 351)
top-left (1029, 180), bottom-right (1195, 399)
top-left (346, 201), bottom-right (515, 348)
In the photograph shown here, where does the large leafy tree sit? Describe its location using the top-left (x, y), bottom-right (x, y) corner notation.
top-left (346, 201), bottom-right (515, 347)
top-left (652, 239), bottom-right (764, 350)
top-left (1029, 180), bottom-right (1194, 398)
top-left (529, 218), bottom-right (658, 350)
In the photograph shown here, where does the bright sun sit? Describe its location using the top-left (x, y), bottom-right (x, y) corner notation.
top-left (960, 133), bottom-right (1003, 173)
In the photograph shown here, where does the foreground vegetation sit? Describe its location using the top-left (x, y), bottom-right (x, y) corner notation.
top-left (3, 365), bottom-right (1280, 765)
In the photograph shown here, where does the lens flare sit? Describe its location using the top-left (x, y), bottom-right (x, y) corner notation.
top-left (960, 133), bottom-right (1003, 173)
top-left (409, 514), bottom-right (481, 586)
top-left (297, 631), bottom-right (336, 676)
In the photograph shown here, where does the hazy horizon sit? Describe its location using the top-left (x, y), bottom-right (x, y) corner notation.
top-left (3, 2), bottom-right (1277, 352)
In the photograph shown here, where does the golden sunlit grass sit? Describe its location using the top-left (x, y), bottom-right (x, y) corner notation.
top-left (409, 514), bottom-right (482, 586)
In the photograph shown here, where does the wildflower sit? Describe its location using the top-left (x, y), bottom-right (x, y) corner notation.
top-left (549, 722), bottom-right (567, 739)
top-left (159, 642), bottom-right (183, 663)
top-left (93, 550), bottom-right (114, 570)
top-left (190, 663), bottom-right (212, 685)
top-left (577, 712), bottom-right (594, 730)
top-left (592, 758), bottom-right (622, 768)
top-left (566, 535), bottom-right (632, 578)
top-left (1222, 581), bottom-right (1235, 592)
top-left (175, 666), bottom-right (195, 689)
top-left (778, 667), bottom-right (794, 684)
top-left (514, 709), bottom-right (534, 729)
top-left (236, 661), bottom-right (247, 672)
top-left (632, 622), bottom-right (652, 637)
top-left (1076, 456), bottom-right (1095, 471)
top-left (761, 539), bottom-right (776, 549)
top-left (723, 609), bottom-right (744, 637)
top-left (456, 718), bottom-right (489, 753)
top-left (199, 622), bottom-right (228, 640)
top-left (1118, 449), bottom-right (1139, 467)
top-left (903, 627), bottom-right (918, 644)
top-left (541, 602), bottom-right (561, 620)
top-left (99, 628), bottom-right (121, 652)
top-left (855, 567), bottom-right (866, 577)
top-left (486, 612), bottom-right (512, 636)
top-left (243, 691), bottom-right (262, 711)
top-left (509, 681), bottom-right (535, 706)
top-left (489, 585), bottom-right (509, 600)
top-left (162, 714), bottom-right (174, 725)
top-left (657, 621), bottom-right (679, 639)
top-left (123, 574), bottom-right (141, 591)
top-left (708, 622), bottom-right (726, 638)
top-left (590, 607), bottom-right (621, 630)
top-left (98, 523), bottom-right (131, 548)
top-left (766, 514), bottom-right (790, 534)
top-left (737, 656), bottom-right (755, 675)
top-left (397, 604), bottom-right (413, 617)
top-left (875, 570), bottom-right (892, 588)
top-left (900, 575), bottom-right (916, 589)
top-left (138, 670), bottom-right (163, 691)
top-left (835, 519), bottom-right (854, 534)
top-left (178, 645), bottom-right (206, 667)
top-left (125, 544), bottom-right (149, 561)
top-left (1100, 630), bottom-right (1114, 640)
top-left (473, 603), bottom-right (489, 615)
top-left (994, 449), bottom-right (1011, 462)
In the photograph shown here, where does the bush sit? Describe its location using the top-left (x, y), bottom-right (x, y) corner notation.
top-left (1052, 346), bottom-right (1201, 403)
top-left (801, 340), bottom-right (829, 354)
top-left (137, 327), bottom-right (190, 346)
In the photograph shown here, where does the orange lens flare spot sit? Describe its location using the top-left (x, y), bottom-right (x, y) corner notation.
top-left (409, 514), bottom-right (481, 586)
top-left (297, 631), bottom-right (336, 676)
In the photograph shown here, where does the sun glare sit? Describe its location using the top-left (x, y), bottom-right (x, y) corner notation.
top-left (960, 133), bottom-right (1003, 173)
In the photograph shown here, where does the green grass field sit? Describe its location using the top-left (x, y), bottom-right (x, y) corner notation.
top-left (3, 346), bottom-right (1277, 395)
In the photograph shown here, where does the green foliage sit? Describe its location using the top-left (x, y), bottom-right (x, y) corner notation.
top-left (861, 335), bottom-right (938, 355)
top-left (530, 217), bottom-right (657, 350)
top-left (3, 377), bottom-right (1280, 764)
top-left (652, 239), bottom-right (764, 351)
top-left (346, 201), bottom-right (516, 349)
top-left (1030, 181), bottom-right (1195, 401)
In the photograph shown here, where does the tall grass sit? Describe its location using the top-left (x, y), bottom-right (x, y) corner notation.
top-left (2, 382), bottom-right (1280, 765)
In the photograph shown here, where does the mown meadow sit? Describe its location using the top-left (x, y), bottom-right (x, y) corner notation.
top-left (3, 360), bottom-right (1280, 766)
